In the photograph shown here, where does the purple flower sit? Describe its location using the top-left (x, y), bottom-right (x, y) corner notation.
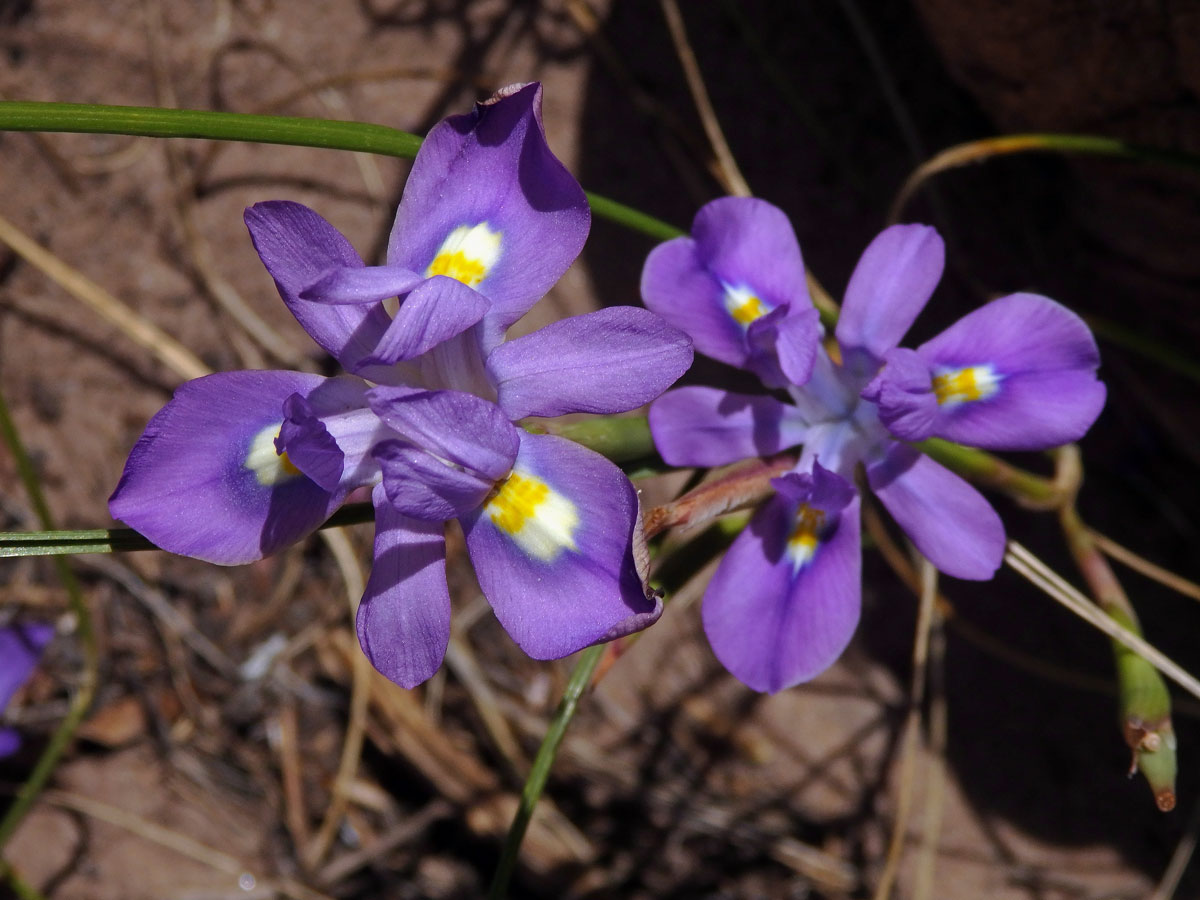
top-left (1, 623), bottom-right (53, 757)
top-left (643, 197), bottom-right (1106, 692)
top-left (111, 84), bottom-right (693, 688)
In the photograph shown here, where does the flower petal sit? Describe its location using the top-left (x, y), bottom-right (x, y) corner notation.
top-left (374, 439), bottom-right (497, 521)
top-left (866, 442), bottom-right (1004, 580)
top-left (702, 478), bottom-right (861, 693)
top-left (488, 307), bottom-right (694, 419)
top-left (641, 197), bottom-right (810, 371)
top-left (366, 386), bottom-right (518, 481)
top-left (460, 432), bottom-right (661, 660)
top-left (356, 484), bottom-right (451, 688)
top-left (835, 224), bottom-right (944, 363)
top-left (916, 293), bottom-right (1106, 450)
top-left (387, 83), bottom-right (590, 331)
top-left (244, 201), bottom-right (391, 370)
top-left (860, 347), bottom-right (940, 442)
top-left (356, 276), bottom-right (491, 369)
top-left (278, 377), bottom-right (383, 493)
top-left (0, 624), bottom-right (54, 712)
top-left (299, 264), bottom-right (424, 305)
top-left (649, 387), bottom-right (808, 467)
top-left (109, 371), bottom-right (342, 565)
top-left (745, 303), bottom-right (821, 388)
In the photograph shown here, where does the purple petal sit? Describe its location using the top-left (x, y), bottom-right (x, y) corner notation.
top-left (649, 387), bottom-right (808, 467)
top-left (356, 484), bottom-right (451, 689)
top-left (109, 371), bottom-right (343, 565)
top-left (916, 293), bottom-right (1106, 450)
top-left (860, 347), bottom-right (940, 442)
top-left (488, 307), bottom-right (694, 420)
top-left (277, 377), bottom-right (382, 493)
top-left (0, 624), bottom-right (54, 710)
top-left (299, 264), bottom-right (425, 305)
top-left (359, 276), bottom-right (491, 368)
top-left (244, 202), bottom-right (391, 370)
top-left (702, 483), bottom-right (862, 693)
top-left (374, 439), bottom-right (497, 521)
top-left (835, 224), bottom-right (944, 361)
top-left (387, 83), bottom-right (590, 331)
top-left (746, 303), bottom-right (821, 388)
top-left (641, 197), bottom-right (810, 371)
top-left (366, 386), bottom-right (518, 481)
top-left (867, 443), bottom-right (1004, 580)
top-left (460, 432), bottom-right (661, 660)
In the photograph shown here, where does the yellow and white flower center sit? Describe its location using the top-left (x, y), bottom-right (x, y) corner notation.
top-left (245, 424), bottom-right (302, 486)
top-left (426, 223), bottom-right (502, 287)
top-left (931, 365), bottom-right (1001, 407)
top-left (485, 470), bottom-right (579, 562)
top-left (786, 503), bottom-right (825, 572)
top-left (722, 284), bottom-right (771, 328)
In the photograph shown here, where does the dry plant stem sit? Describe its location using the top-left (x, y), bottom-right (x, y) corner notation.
top-left (0, 211), bottom-right (209, 380)
top-left (0, 387), bottom-right (99, 859)
top-left (445, 634), bottom-right (531, 778)
top-left (1089, 529), bottom-right (1200, 602)
top-left (1005, 541), bottom-right (1200, 703)
top-left (642, 453), bottom-right (796, 539)
top-left (304, 527), bottom-right (371, 869)
top-left (660, 0), bottom-right (752, 197)
top-left (144, 0), bottom-right (308, 370)
top-left (278, 699), bottom-right (312, 856)
top-left (873, 555), bottom-right (939, 900)
top-left (38, 789), bottom-right (333, 900)
top-left (914, 561), bottom-right (947, 900)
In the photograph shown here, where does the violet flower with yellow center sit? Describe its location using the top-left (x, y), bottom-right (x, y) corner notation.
top-left (110, 84), bottom-right (693, 688)
top-left (643, 197), bottom-right (1105, 692)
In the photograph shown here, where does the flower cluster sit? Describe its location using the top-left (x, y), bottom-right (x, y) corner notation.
top-left (0, 623), bottom-right (53, 757)
top-left (110, 84), bottom-right (693, 688)
top-left (643, 197), bottom-right (1105, 693)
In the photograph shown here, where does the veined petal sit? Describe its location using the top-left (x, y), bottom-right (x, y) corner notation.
top-left (836, 224), bottom-right (944, 362)
top-left (460, 432), bottom-right (661, 660)
top-left (702, 470), bottom-right (861, 693)
top-left (299, 264), bottom-right (425, 305)
top-left (374, 439), bottom-right (497, 521)
top-left (867, 442), bottom-right (1004, 580)
top-left (387, 83), bottom-right (590, 331)
top-left (356, 485), bottom-right (450, 689)
top-left (110, 372), bottom-right (343, 565)
top-left (244, 202), bottom-right (390, 370)
top-left (860, 347), bottom-right (940, 442)
top-left (641, 197), bottom-right (810, 370)
top-left (277, 377), bottom-right (383, 494)
top-left (366, 386), bottom-right (518, 481)
top-left (488, 307), bottom-right (694, 419)
top-left (649, 387), bottom-right (809, 467)
top-left (916, 293), bottom-right (1106, 450)
top-left (746, 303), bottom-right (821, 388)
top-left (359, 276), bottom-right (491, 368)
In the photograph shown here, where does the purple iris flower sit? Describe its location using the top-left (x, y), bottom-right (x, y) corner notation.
top-left (0, 623), bottom-right (53, 757)
top-left (110, 84), bottom-right (693, 688)
top-left (643, 197), bottom-right (1106, 693)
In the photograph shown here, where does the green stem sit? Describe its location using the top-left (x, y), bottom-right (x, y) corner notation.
top-left (486, 644), bottom-right (604, 900)
top-left (0, 863), bottom-right (49, 900)
top-left (0, 387), bottom-right (98, 854)
top-left (0, 101), bottom-right (684, 241)
top-left (917, 437), bottom-right (1063, 508)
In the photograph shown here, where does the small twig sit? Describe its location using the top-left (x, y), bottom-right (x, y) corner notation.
top-left (1006, 541), bottom-right (1200, 704)
top-left (873, 556), bottom-right (938, 900)
top-left (913, 561), bottom-right (947, 900)
top-left (0, 210), bottom-right (208, 380)
top-left (445, 634), bottom-right (531, 779)
top-left (660, 0), bottom-right (751, 198)
top-left (1088, 529), bottom-right (1200, 603)
top-left (304, 527), bottom-right (370, 869)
